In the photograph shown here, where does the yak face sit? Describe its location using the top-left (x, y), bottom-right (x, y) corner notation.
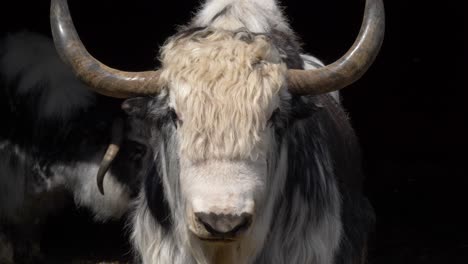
top-left (124, 29), bottom-right (296, 248)
top-left (161, 29), bottom-right (286, 244)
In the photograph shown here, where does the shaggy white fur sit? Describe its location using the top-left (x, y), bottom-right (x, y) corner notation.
top-left (193, 0), bottom-right (289, 33)
top-left (257, 155), bottom-right (342, 263)
top-left (161, 30), bottom-right (286, 160)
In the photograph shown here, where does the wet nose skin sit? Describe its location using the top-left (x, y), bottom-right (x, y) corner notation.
top-left (195, 212), bottom-right (252, 238)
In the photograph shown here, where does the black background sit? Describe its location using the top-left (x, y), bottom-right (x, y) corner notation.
top-left (1, 0), bottom-right (466, 263)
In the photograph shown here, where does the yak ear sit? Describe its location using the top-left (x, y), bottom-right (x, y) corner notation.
top-left (289, 95), bottom-right (322, 121)
top-left (121, 97), bottom-right (151, 118)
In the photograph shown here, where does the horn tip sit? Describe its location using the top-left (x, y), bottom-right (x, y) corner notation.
top-left (97, 170), bottom-right (105, 195)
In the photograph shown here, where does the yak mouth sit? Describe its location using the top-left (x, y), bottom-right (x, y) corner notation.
top-left (189, 229), bottom-right (241, 244)
top-left (197, 236), bottom-right (237, 243)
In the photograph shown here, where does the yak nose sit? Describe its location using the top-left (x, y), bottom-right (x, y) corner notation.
top-left (195, 212), bottom-right (252, 238)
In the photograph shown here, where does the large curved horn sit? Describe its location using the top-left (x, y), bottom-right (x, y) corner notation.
top-left (287, 0), bottom-right (385, 95)
top-left (97, 118), bottom-right (124, 195)
top-left (50, 0), bottom-right (162, 98)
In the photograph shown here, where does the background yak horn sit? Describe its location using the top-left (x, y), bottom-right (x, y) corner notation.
top-left (287, 0), bottom-right (385, 95)
top-left (50, 0), bottom-right (162, 98)
top-left (97, 118), bottom-right (124, 195)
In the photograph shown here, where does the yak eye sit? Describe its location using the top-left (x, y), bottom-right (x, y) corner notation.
top-left (168, 108), bottom-right (181, 127)
top-left (268, 108), bottom-right (280, 123)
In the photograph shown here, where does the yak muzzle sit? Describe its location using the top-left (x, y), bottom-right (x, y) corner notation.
top-left (194, 212), bottom-right (252, 241)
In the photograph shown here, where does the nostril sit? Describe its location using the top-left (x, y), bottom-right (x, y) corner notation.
top-left (195, 212), bottom-right (252, 237)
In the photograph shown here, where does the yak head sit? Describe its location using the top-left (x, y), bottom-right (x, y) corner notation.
top-left (134, 29), bottom-right (287, 244)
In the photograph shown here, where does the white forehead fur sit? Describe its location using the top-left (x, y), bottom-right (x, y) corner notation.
top-left (192, 0), bottom-right (290, 33)
top-left (160, 30), bottom-right (287, 160)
